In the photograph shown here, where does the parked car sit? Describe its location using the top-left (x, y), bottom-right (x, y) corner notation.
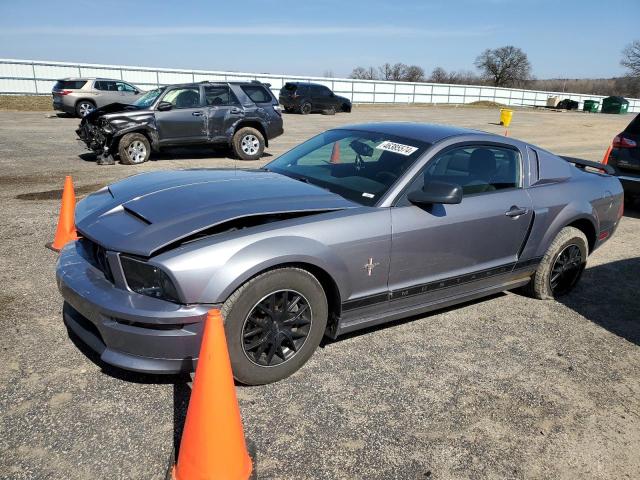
top-left (603, 113), bottom-right (640, 204)
top-left (52, 78), bottom-right (144, 117)
top-left (57, 123), bottom-right (623, 384)
top-left (76, 81), bottom-right (283, 164)
top-left (279, 82), bottom-right (352, 114)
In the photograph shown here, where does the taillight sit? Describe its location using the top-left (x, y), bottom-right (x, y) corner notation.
top-left (54, 90), bottom-right (72, 95)
top-left (612, 134), bottom-right (637, 148)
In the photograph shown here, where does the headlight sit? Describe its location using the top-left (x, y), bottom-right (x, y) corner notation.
top-left (120, 256), bottom-right (180, 303)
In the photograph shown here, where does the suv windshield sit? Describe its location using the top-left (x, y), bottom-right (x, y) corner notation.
top-left (265, 129), bottom-right (430, 206)
top-left (133, 88), bottom-right (163, 108)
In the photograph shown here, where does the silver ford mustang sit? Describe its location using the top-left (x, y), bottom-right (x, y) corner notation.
top-left (56, 122), bottom-right (624, 384)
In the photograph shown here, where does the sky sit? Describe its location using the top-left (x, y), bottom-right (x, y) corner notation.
top-left (0, 0), bottom-right (638, 79)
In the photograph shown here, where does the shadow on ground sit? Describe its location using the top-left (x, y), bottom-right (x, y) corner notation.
top-left (559, 257), bottom-right (640, 346)
top-left (78, 147), bottom-right (272, 163)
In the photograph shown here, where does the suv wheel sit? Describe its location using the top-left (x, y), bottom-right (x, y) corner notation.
top-left (232, 127), bottom-right (265, 160)
top-left (221, 268), bottom-right (328, 385)
top-left (524, 226), bottom-right (588, 300)
top-left (75, 100), bottom-right (96, 118)
top-left (300, 101), bottom-right (312, 115)
top-left (118, 133), bottom-right (151, 165)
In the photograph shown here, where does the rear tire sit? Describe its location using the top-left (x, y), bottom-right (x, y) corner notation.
top-left (300, 101), bottom-right (312, 115)
top-left (75, 100), bottom-right (96, 118)
top-left (232, 127), bottom-right (265, 160)
top-left (118, 133), bottom-right (151, 165)
top-left (221, 268), bottom-right (328, 385)
top-left (523, 226), bottom-right (588, 300)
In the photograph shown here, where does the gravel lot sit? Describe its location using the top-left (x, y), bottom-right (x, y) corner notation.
top-left (0, 105), bottom-right (638, 480)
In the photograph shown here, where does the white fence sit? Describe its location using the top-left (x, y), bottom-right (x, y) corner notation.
top-left (1, 58), bottom-right (639, 113)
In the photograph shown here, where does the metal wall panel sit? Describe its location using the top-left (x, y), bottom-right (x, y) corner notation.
top-left (1, 59), bottom-right (639, 113)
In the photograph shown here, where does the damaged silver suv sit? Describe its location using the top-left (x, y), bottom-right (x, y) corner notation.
top-left (77, 81), bottom-right (284, 164)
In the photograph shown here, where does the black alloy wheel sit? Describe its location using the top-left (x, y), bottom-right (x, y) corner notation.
top-left (549, 244), bottom-right (584, 295)
top-left (242, 290), bottom-right (312, 367)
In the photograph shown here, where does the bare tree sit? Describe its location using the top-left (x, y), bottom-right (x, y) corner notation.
top-left (323, 70), bottom-right (335, 78)
top-left (349, 66), bottom-right (378, 80)
top-left (378, 63), bottom-right (396, 80)
top-left (429, 67), bottom-right (482, 85)
top-left (377, 63), bottom-right (424, 82)
top-left (474, 46), bottom-right (532, 87)
top-left (429, 67), bottom-right (449, 83)
top-left (403, 65), bottom-right (425, 82)
top-left (621, 40), bottom-right (640, 77)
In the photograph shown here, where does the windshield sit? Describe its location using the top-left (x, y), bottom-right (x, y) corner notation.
top-left (133, 88), bottom-right (163, 108)
top-left (265, 129), bottom-right (430, 206)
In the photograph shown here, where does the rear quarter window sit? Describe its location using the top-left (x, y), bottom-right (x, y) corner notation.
top-left (242, 85), bottom-right (273, 103)
top-left (54, 80), bottom-right (87, 90)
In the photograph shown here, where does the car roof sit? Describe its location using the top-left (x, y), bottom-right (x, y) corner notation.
top-left (335, 122), bottom-right (495, 144)
top-left (59, 77), bottom-right (133, 82)
top-left (284, 82), bottom-right (324, 87)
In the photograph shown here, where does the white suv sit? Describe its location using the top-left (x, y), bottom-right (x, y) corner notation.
top-left (52, 78), bottom-right (145, 117)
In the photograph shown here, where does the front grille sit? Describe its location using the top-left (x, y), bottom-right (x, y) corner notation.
top-left (80, 238), bottom-right (114, 282)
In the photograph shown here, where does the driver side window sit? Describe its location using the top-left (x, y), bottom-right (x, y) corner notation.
top-left (161, 87), bottom-right (201, 109)
top-left (416, 144), bottom-right (521, 196)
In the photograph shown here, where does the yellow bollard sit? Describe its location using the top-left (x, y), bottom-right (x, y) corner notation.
top-left (499, 108), bottom-right (513, 127)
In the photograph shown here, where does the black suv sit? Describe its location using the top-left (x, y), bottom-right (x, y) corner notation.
top-left (279, 82), bottom-right (352, 115)
top-left (77, 81), bottom-right (283, 164)
top-left (603, 114), bottom-right (640, 204)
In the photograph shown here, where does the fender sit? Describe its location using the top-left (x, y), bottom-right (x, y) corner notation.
top-left (112, 124), bottom-right (160, 150)
top-left (526, 200), bottom-right (598, 260)
top-left (199, 235), bottom-right (351, 304)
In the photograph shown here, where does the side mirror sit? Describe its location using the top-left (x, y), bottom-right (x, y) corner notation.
top-left (408, 181), bottom-right (462, 206)
top-left (133, 90), bottom-right (139, 95)
top-left (157, 101), bottom-right (173, 111)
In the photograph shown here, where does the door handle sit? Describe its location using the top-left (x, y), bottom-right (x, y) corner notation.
top-left (192, 111), bottom-right (203, 116)
top-left (505, 206), bottom-right (528, 217)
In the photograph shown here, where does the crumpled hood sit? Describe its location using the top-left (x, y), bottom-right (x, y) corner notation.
top-left (83, 102), bottom-right (141, 122)
top-left (75, 169), bottom-right (356, 256)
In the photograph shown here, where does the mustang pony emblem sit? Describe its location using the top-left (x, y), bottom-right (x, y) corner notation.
top-left (363, 258), bottom-right (380, 276)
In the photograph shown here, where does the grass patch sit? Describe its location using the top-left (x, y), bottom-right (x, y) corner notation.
top-left (0, 95), bottom-right (53, 111)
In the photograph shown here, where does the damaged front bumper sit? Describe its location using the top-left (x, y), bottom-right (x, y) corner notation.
top-left (76, 119), bottom-right (113, 155)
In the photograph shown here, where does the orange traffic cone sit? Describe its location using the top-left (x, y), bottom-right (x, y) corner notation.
top-left (330, 141), bottom-right (341, 164)
top-left (171, 309), bottom-right (253, 480)
top-left (602, 145), bottom-right (612, 164)
top-left (48, 176), bottom-right (79, 251)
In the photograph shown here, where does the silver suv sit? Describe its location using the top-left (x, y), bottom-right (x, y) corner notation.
top-left (52, 78), bottom-right (144, 117)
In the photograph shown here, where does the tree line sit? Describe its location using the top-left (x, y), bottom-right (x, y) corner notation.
top-left (348, 42), bottom-right (640, 98)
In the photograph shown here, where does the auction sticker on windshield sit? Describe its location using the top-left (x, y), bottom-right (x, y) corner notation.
top-left (376, 141), bottom-right (418, 156)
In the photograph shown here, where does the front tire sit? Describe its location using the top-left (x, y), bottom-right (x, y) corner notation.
top-left (232, 127), bottom-right (265, 161)
top-left (118, 133), bottom-right (151, 165)
top-left (524, 226), bottom-right (588, 300)
top-left (221, 268), bottom-right (328, 385)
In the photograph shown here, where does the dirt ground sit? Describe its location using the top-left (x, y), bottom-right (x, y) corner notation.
top-left (0, 105), bottom-right (638, 480)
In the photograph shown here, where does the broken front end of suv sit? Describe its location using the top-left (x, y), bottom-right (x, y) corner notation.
top-left (76, 104), bottom-right (158, 165)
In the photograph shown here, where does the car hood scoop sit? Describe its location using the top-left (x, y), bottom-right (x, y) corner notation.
top-left (75, 169), bottom-right (356, 256)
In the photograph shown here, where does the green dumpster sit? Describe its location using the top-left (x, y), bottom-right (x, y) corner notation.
top-left (583, 100), bottom-right (599, 113)
top-left (601, 96), bottom-right (629, 114)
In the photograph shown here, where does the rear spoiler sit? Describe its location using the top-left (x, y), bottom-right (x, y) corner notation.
top-left (561, 156), bottom-right (615, 175)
